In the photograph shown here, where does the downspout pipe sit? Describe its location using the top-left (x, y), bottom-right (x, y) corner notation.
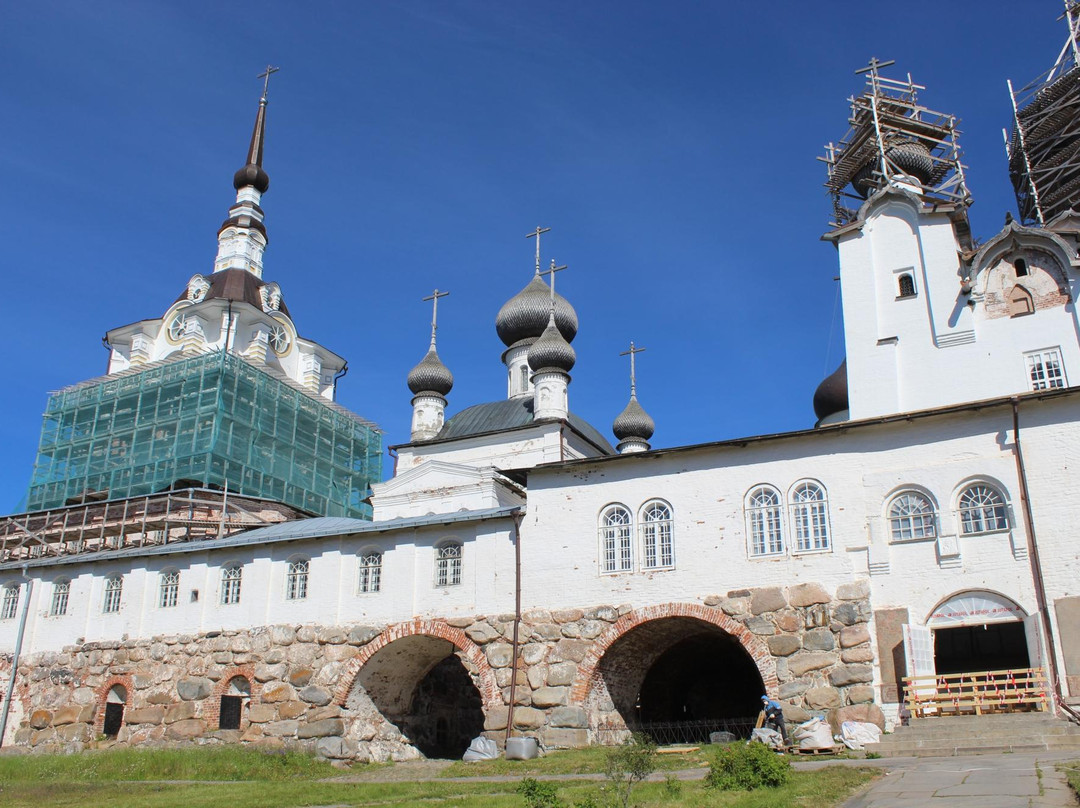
top-left (0, 566), bottom-right (33, 747)
top-left (1010, 399), bottom-right (1080, 723)
top-left (505, 512), bottom-right (524, 745)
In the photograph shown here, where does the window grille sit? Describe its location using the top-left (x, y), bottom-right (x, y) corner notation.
top-left (358, 552), bottom-right (382, 593)
top-left (640, 501), bottom-right (674, 569)
top-left (435, 543), bottom-right (462, 587)
top-left (888, 492), bottom-right (936, 541)
top-left (103, 574), bottom-right (123, 613)
top-left (599, 505), bottom-right (633, 572)
top-left (221, 565), bottom-right (243, 605)
top-left (746, 488), bottom-right (784, 556)
top-left (790, 482), bottom-right (830, 552)
top-left (958, 484), bottom-right (1010, 534)
top-left (898, 274), bottom-right (916, 297)
top-left (51, 580), bottom-right (70, 616)
top-left (159, 571), bottom-right (179, 608)
top-left (1, 585), bottom-right (20, 620)
top-left (1025, 348), bottom-right (1066, 390)
top-left (286, 559), bottom-right (309, 600)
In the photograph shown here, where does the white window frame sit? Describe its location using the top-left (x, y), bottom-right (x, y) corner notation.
top-left (221, 564), bottom-right (243, 605)
top-left (746, 486), bottom-right (784, 557)
top-left (358, 550), bottom-right (382, 593)
top-left (639, 500), bottom-right (674, 570)
top-left (50, 579), bottom-right (70, 617)
top-left (888, 491), bottom-right (937, 542)
top-left (1025, 347), bottom-right (1066, 390)
top-left (599, 504), bottom-right (633, 573)
top-left (103, 574), bottom-right (123, 614)
top-left (957, 483), bottom-right (1010, 535)
top-left (435, 542), bottom-right (462, 587)
top-left (159, 570), bottom-right (179, 608)
top-left (1, 584), bottom-right (20, 620)
top-left (789, 481), bottom-right (830, 553)
top-left (286, 558), bottom-right (309, 601)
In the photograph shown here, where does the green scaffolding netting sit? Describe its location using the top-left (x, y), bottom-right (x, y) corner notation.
top-left (26, 352), bottom-right (382, 519)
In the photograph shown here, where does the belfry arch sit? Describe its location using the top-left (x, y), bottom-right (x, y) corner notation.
top-left (572, 604), bottom-right (777, 743)
top-left (336, 620), bottom-right (498, 760)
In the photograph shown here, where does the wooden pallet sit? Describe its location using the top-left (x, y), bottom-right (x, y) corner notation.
top-left (790, 745), bottom-right (841, 756)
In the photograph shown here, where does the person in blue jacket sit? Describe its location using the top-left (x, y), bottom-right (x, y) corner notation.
top-left (761, 695), bottom-right (790, 746)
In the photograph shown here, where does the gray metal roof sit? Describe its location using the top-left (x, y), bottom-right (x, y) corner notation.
top-left (0, 507), bottom-right (522, 572)
top-left (431, 398), bottom-right (614, 454)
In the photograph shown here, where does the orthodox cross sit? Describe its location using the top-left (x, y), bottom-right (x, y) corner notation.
top-left (526, 226), bottom-right (551, 275)
top-left (855, 57), bottom-right (894, 95)
top-left (258, 65), bottom-right (280, 102)
top-left (540, 258), bottom-right (567, 309)
top-left (422, 288), bottom-right (449, 347)
top-left (619, 341), bottom-right (646, 398)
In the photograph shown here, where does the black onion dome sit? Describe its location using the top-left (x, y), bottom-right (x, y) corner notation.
top-left (496, 275), bottom-right (579, 347)
top-left (528, 316), bottom-right (576, 372)
top-left (407, 347), bottom-right (454, 396)
top-left (233, 164), bottom-right (270, 193)
top-left (813, 359), bottom-right (849, 421)
top-left (613, 396), bottom-right (655, 442)
top-left (852, 137), bottom-right (934, 198)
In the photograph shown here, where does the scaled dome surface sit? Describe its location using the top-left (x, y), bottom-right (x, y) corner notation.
top-left (613, 396), bottom-right (655, 441)
top-left (496, 275), bottom-right (579, 347)
top-left (407, 348), bottom-right (454, 396)
top-left (527, 318), bottom-right (576, 372)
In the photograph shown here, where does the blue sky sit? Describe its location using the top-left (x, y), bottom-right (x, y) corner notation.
top-left (0, 1), bottom-right (1068, 511)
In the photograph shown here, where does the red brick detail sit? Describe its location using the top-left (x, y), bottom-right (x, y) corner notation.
top-left (205, 665), bottom-right (260, 730)
top-left (569, 603), bottom-right (779, 703)
top-left (93, 674), bottom-right (134, 735)
top-left (333, 620), bottom-right (499, 710)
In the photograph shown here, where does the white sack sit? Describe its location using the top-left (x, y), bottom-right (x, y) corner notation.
top-left (462, 735), bottom-right (499, 761)
top-left (839, 720), bottom-right (882, 750)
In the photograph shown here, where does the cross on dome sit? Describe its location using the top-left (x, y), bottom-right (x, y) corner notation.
top-left (526, 226), bottom-right (551, 276)
top-left (257, 65), bottom-right (280, 103)
top-left (422, 288), bottom-right (449, 348)
top-left (619, 341), bottom-right (646, 399)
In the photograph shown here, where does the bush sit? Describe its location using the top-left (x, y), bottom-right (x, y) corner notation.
top-left (705, 741), bottom-right (792, 791)
top-left (518, 777), bottom-right (564, 808)
top-left (605, 733), bottom-right (658, 808)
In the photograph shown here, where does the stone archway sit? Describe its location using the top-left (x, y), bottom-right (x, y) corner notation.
top-left (571, 604), bottom-right (777, 743)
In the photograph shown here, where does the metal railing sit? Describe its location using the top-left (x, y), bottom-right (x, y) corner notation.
top-left (595, 716), bottom-right (759, 745)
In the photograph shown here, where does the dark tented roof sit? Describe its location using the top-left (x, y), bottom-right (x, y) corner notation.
top-left (174, 269), bottom-right (291, 318)
top-left (436, 398), bottom-right (614, 454)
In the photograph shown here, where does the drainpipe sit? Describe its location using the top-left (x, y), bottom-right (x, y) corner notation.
top-left (1010, 399), bottom-right (1080, 723)
top-left (505, 512), bottom-right (524, 744)
top-left (0, 567), bottom-right (33, 747)
top-left (332, 363), bottom-right (348, 399)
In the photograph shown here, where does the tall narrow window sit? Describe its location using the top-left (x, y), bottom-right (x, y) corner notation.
top-left (51, 580), bottom-right (70, 616)
top-left (103, 574), bottom-right (123, 614)
top-left (746, 487), bottom-right (784, 556)
top-left (159, 570), bottom-right (179, 608)
top-left (888, 491), bottom-right (937, 542)
top-left (790, 481), bottom-right (830, 552)
top-left (1025, 348), bottom-right (1066, 390)
top-left (358, 551), bottom-right (382, 593)
top-left (1, 584), bottom-right (20, 620)
top-left (435, 543), bottom-right (462, 587)
top-left (640, 501), bottom-right (674, 569)
top-left (898, 274), bottom-right (916, 298)
top-left (221, 565), bottom-right (243, 605)
top-left (286, 559), bottom-right (309, 600)
top-left (958, 484), bottom-right (1010, 535)
top-left (1014, 257), bottom-right (1029, 276)
top-left (599, 505), bottom-right (633, 573)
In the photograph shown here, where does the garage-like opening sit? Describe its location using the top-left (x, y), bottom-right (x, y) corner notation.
top-left (588, 617), bottom-right (765, 744)
top-left (348, 634), bottom-right (485, 759)
top-left (934, 622), bottom-right (1030, 675)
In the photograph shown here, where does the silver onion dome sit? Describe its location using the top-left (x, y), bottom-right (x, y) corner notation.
top-left (527, 315), bottom-right (576, 372)
top-left (407, 347), bottom-right (454, 396)
top-left (496, 274), bottom-right (579, 347)
top-left (852, 137), bottom-right (935, 198)
top-left (613, 395), bottom-right (655, 441)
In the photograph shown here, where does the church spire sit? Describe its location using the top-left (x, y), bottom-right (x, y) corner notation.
top-left (214, 66), bottom-right (278, 278)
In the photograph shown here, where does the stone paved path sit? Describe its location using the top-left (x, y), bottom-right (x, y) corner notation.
top-left (841, 752), bottom-right (1079, 808)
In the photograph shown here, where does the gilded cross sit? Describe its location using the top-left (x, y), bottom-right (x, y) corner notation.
top-left (258, 65), bottom-right (280, 102)
top-left (526, 226), bottom-right (551, 275)
top-left (422, 289), bottom-right (449, 347)
top-left (619, 341), bottom-right (646, 397)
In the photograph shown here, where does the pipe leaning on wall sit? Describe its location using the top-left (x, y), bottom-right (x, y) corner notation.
top-left (0, 567), bottom-right (32, 747)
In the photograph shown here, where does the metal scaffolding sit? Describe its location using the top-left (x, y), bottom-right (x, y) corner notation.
top-left (1006, 2), bottom-right (1080, 225)
top-left (822, 61), bottom-right (971, 230)
top-left (26, 352), bottom-right (382, 519)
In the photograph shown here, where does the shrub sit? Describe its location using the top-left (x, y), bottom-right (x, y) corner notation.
top-left (605, 733), bottom-right (657, 808)
top-left (705, 741), bottom-right (791, 791)
top-left (518, 777), bottom-right (564, 808)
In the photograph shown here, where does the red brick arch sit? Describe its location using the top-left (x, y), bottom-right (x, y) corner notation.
top-left (93, 674), bottom-right (134, 735)
top-left (570, 602), bottom-right (779, 703)
top-left (334, 619), bottom-right (500, 710)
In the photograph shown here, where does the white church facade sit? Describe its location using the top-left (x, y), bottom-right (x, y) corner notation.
top-left (3, 28), bottom-right (1080, 761)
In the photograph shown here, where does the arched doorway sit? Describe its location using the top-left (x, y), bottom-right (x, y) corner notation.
top-left (927, 591), bottom-right (1031, 675)
top-left (103, 684), bottom-right (126, 738)
top-left (576, 606), bottom-right (772, 744)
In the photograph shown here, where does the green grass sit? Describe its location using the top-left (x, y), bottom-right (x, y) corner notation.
top-left (1061, 760), bottom-right (1080, 796)
top-left (445, 743), bottom-right (721, 777)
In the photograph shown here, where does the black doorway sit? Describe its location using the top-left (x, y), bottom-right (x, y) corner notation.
top-left (103, 702), bottom-right (124, 737)
top-left (934, 622), bottom-right (1030, 675)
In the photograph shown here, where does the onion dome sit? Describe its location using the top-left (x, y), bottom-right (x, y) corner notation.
top-left (527, 314), bottom-right (576, 372)
top-left (852, 137), bottom-right (934, 198)
top-left (233, 96), bottom-right (270, 193)
top-left (613, 395), bottom-right (655, 442)
top-left (496, 274), bottom-right (579, 347)
top-left (813, 359), bottom-right (849, 422)
top-left (407, 347), bottom-right (454, 396)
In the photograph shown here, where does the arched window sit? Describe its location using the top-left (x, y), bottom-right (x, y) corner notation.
top-left (358, 551), bottom-right (382, 593)
top-left (888, 491), bottom-right (937, 542)
top-left (640, 501), bottom-right (674, 569)
top-left (1, 584), bottom-right (20, 620)
top-left (790, 481), bottom-right (830, 552)
top-left (221, 564), bottom-right (243, 605)
top-left (103, 574), bottom-right (123, 614)
top-left (599, 505), bottom-right (633, 573)
top-left (898, 274), bottom-right (916, 297)
top-left (958, 484), bottom-right (1010, 535)
top-left (51, 579), bottom-right (70, 617)
top-left (435, 542), bottom-right (462, 587)
top-left (1014, 257), bottom-right (1029, 277)
top-left (1008, 286), bottom-right (1034, 317)
top-left (159, 570), bottom-right (179, 609)
top-left (219, 676), bottom-right (250, 730)
top-left (286, 558), bottom-right (309, 600)
top-left (103, 684), bottom-right (126, 737)
top-left (746, 487), bottom-right (784, 556)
